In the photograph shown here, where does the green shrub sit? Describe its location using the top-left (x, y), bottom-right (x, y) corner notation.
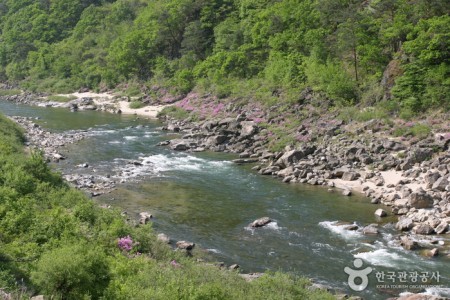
top-left (47, 95), bottom-right (77, 102)
top-left (31, 243), bottom-right (110, 299)
top-left (129, 101), bottom-right (145, 109)
top-left (157, 106), bottom-right (190, 119)
top-left (0, 89), bottom-right (21, 96)
top-left (410, 123), bottom-right (431, 139)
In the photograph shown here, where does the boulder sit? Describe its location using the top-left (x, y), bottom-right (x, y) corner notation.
top-left (170, 139), bottom-right (191, 151)
top-left (424, 248), bottom-right (439, 257)
top-left (435, 222), bottom-right (448, 234)
top-left (259, 166), bottom-right (280, 175)
top-left (400, 235), bottom-right (419, 250)
top-left (432, 176), bottom-right (449, 191)
top-left (412, 224), bottom-right (434, 235)
top-left (342, 172), bottom-right (358, 181)
top-left (250, 217), bottom-right (272, 228)
top-left (362, 224), bottom-right (379, 235)
top-left (240, 121), bottom-right (257, 137)
top-left (276, 150), bottom-right (305, 168)
top-left (396, 218), bottom-right (414, 231)
top-left (374, 208), bottom-right (387, 217)
top-left (139, 212), bottom-right (153, 224)
top-left (409, 190), bottom-right (434, 209)
top-left (342, 189), bottom-right (352, 196)
top-left (206, 135), bottom-right (227, 146)
top-left (157, 233), bottom-right (170, 244)
top-left (176, 241), bottom-right (195, 250)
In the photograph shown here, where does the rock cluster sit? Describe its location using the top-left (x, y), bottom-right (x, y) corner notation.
top-left (10, 116), bottom-right (85, 160)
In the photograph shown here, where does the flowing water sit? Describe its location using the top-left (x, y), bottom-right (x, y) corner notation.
top-left (1, 100), bottom-right (449, 299)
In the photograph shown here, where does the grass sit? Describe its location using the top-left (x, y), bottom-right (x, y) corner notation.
top-left (337, 106), bottom-right (389, 123)
top-left (393, 123), bottom-right (431, 139)
top-left (157, 105), bottom-right (190, 119)
top-left (129, 100), bottom-right (146, 109)
top-left (47, 95), bottom-right (77, 102)
top-left (0, 89), bottom-right (21, 96)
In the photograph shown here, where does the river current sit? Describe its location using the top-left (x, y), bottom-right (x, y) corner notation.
top-left (1, 100), bottom-right (448, 299)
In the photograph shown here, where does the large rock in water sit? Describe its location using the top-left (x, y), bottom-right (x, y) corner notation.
top-left (250, 217), bottom-right (272, 228)
top-left (170, 139), bottom-right (191, 151)
top-left (400, 235), bottom-right (419, 250)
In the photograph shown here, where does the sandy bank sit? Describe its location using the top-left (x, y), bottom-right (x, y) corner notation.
top-left (59, 92), bottom-right (169, 118)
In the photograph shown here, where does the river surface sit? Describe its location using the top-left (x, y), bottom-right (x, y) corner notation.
top-left (1, 100), bottom-right (449, 299)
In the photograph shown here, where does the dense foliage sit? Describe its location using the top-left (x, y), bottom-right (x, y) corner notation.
top-left (0, 0), bottom-right (448, 113)
top-left (0, 113), bottom-right (333, 299)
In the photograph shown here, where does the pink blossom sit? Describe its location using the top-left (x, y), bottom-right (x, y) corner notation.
top-left (118, 235), bottom-right (133, 252)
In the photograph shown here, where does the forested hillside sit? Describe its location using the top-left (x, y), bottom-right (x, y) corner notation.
top-left (0, 0), bottom-right (448, 115)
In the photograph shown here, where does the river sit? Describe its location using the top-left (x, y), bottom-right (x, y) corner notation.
top-left (1, 100), bottom-right (448, 299)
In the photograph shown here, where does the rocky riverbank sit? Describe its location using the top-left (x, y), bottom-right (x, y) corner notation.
top-left (9, 116), bottom-right (118, 196)
top-left (155, 96), bottom-right (450, 259)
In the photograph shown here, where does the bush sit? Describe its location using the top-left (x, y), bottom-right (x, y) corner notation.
top-left (47, 95), bottom-right (77, 102)
top-left (31, 243), bottom-right (110, 299)
top-left (129, 101), bottom-right (145, 109)
top-left (157, 106), bottom-right (190, 119)
top-left (0, 89), bottom-right (21, 96)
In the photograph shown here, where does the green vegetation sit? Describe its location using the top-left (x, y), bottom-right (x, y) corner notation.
top-left (0, 0), bottom-right (447, 116)
top-left (46, 95), bottom-right (77, 102)
top-left (0, 112), bottom-right (332, 299)
top-left (0, 89), bottom-right (21, 96)
top-left (158, 106), bottom-right (191, 120)
top-left (393, 123), bottom-right (431, 139)
top-left (129, 100), bottom-right (145, 109)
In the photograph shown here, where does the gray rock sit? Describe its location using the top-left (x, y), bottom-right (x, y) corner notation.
top-left (409, 190), bottom-right (434, 209)
top-left (342, 172), bottom-right (358, 181)
top-left (374, 208), bottom-right (387, 217)
top-left (139, 212), bottom-right (153, 224)
top-left (432, 176), bottom-right (449, 191)
top-left (412, 224), bottom-right (434, 235)
top-left (400, 235), bottom-right (419, 250)
top-left (176, 241), bottom-right (195, 250)
top-left (259, 166), bottom-right (280, 175)
top-left (206, 135), bottom-right (227, 146)
top-left (170, 139), bottom-right (191, 151)
top-left (239, 273), bottom-right (264, 282)
top-left (342, 189), bottom-right (352, 196)
top-left (425, 248), bottom-right (439, 257)
top-left (435, 222), bottom-right (448, 234)
top-left (362, 224), bottom-right (379, 235)
top-left (250, 217), bottom-right (272, 228)
top-left (240, 121), bottom-right (257, 137)
top-left (396, 218), bottom-right (414, 231)
top-left (276, 150), bottom-right (305, 168)
top-left (157, 233), bottom-right (170, 244)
